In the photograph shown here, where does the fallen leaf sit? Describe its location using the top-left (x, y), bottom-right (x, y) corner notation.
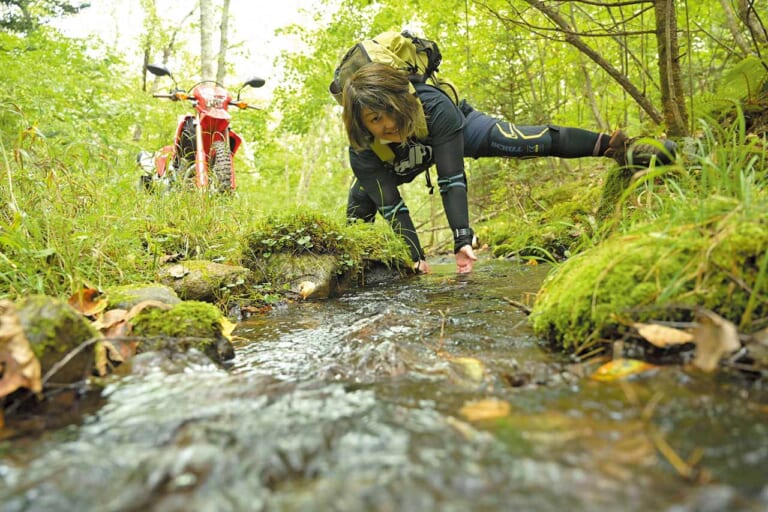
top-left (298, 281), bottom-right (317, 299)
top-left (67, 287), bottom-right (108, 317)
top-left (167, 264), bottom-right (190, 279)
top-left (591, 358), bottom-right (656, 382)
top-left (692, 309), bottom-right (740, 372)
top-left (459, 398), bottom-right (511, 421)
top-left (0, 300), bottom-right (42, 397)
top-left (124, 300), bottom-right (173, 321)
top-left (91, 308), bottom-right (128, 332)
top-left (94, 340), bottom-right (125, 377)
top-left (449, 356), bottom-right (486, 382)
top-left (220, 317), bottom-right (237, 341)
top-left (634, 322), bottom-right (694, 347)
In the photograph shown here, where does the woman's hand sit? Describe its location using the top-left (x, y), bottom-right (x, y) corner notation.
top-left (455, 245), bottom-right (478, 273)
top-left (413, 259), bottom-right (431, 274)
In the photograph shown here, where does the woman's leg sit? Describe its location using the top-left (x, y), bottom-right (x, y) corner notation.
top-left (462, 108), bottom-right (609, 159)
top-left (462, 107), bottom-right (675, 165)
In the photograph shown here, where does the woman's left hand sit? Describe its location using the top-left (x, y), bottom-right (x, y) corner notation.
top-left (455, 245), bottom-right (478, 273)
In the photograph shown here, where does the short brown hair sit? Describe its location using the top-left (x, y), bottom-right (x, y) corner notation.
top-left (341, 62), bottom-right (427, 151)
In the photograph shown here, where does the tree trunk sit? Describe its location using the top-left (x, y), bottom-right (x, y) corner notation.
top-left (654, 0), bottom-right (689, 136)
top-left (737, 0), bottom-right (768, 46)
top-left (720, 0), bottom-right (753, 57)
top-left (199, 0), bottom-right (216, 81)
top-left (216, 0), bottom-right (230, 83)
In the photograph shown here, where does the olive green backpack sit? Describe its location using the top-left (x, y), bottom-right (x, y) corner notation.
top-left (329, 30), bottom-right (460, 166)
top-left (329, 30), bottom-right (460, 106)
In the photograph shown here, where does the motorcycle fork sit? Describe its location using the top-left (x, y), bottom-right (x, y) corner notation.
top-left (194, 114), bottom-right (208, 188)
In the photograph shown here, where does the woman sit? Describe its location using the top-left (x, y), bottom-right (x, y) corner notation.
top-left (341, 62), bottom-right (676, 274)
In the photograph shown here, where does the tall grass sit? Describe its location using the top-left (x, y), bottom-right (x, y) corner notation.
top-left (0, 128), bottom-right (265, 300)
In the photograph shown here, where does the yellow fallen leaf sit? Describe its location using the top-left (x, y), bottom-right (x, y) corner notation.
top-left (459, 398), bottom-right (510, 421)
top-left (634, 322), bottom-right (694, 347)
top-left (298, 281), bottom-right (317, 300)
top-left (449, 356), bottom-right (486, 383)
top-left (220, 317), bottom-right (237, 340)
top-left (591, 358), bottom-right (656, 382)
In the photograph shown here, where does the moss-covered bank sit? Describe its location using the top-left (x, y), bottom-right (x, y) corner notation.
top-left (530, 197), bottom-right (768, 353)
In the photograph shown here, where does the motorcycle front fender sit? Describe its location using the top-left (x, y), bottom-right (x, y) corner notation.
top-left (229, 130), bottom-right (243, 155)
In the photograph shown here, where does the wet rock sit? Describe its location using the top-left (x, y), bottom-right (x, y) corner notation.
top-left (15, 295), bottom-right (100, 385)
top-left (157, 260), bottom-right (252, 302)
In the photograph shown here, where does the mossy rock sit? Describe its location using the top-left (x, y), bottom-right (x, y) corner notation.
top-left (106, 283), bottom-right (182, 310)
top-left (16, 295), bottom-right (100, 384)
top-left (130, 300), bottom-right (233, 364)
top-left (530, 204), bottom-right (768, 352)
top-left (156, 260), bottom-right (252, 302)
top-left (248, 253), bottom-right (340, 298)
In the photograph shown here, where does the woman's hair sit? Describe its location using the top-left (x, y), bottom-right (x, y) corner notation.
top-left (341, 62), bottom-right (427, 151)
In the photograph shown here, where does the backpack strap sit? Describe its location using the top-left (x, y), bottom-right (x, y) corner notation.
top-left (371, 140), bottom-right (395, 162)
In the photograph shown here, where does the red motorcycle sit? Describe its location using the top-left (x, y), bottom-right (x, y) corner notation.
top-left (138, 64), bottom-right (265, 192)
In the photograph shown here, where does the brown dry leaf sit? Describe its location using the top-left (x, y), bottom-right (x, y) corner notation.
top-left (0, 300), bottom-right (42, 397)
top-left (459, 398), bottom-right (511, 421)
top-left (124, 300), bottom-right (173, 322)
top-left (91, 308), bottom-right (128, 332)
top-left (591, 358), bottom-right (656, 382)
top-left (692, 309), bottom-right (740, 372)
top-left (94, 340), bottom-right (126, 377)
top-left (67, 287), bottom-right (108, 317)
top-left (634, 322), bottom-right (694, 347)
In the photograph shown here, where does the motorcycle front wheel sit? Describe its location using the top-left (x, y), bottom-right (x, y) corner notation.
top-left (209, 140), bottom-right (233, 193)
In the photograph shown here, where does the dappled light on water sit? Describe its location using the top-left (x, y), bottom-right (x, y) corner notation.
top-left (0, 259), bottom-right (766, 511)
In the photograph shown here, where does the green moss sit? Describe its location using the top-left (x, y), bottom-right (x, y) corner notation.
top-left (106, 283), bottom-right (181, 309)
top-left (17, 295), bottom-right (99, 359)
top-left (131, 301), bottom-right (224, 359)
top-left (241, 209), bottom-right (411, 279)
top-left (530, 204), bottom-right (768, 352)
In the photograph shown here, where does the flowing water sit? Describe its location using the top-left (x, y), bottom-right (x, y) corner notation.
top-left (1, 258), bottom-right (767, 511)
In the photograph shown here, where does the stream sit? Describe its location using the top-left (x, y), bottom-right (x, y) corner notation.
top-left (0, 258), bottom-right (766, 511)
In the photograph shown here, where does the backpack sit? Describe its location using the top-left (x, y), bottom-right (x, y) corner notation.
top-left (329, 30), bottom-right (460, 106)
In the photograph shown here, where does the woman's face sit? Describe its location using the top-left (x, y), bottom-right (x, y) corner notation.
top-left (361, 107), bottom-right (401, 143)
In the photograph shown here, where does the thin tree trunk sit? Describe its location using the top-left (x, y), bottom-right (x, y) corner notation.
top-left (654, 0), bottom-right (688, 136)
top-left (200, 0), bottom-right (216, 81)
top-left (579, 56), bottom-right (609, 131)
top-left (720, 0), bottom-right (753, 56)
top-left (216, 0), bottom-right (230, 83)
top-left (737, 0), bottom-right (768, 46)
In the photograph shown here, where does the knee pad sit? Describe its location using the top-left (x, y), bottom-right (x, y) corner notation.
top-left (437, 173), bottom-right (467, 195)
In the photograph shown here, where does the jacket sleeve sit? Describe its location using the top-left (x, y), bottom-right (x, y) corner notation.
top-left (433, 128), bottom-right (473, 253)
top-left (349, 148), bottom-right (425, 261)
